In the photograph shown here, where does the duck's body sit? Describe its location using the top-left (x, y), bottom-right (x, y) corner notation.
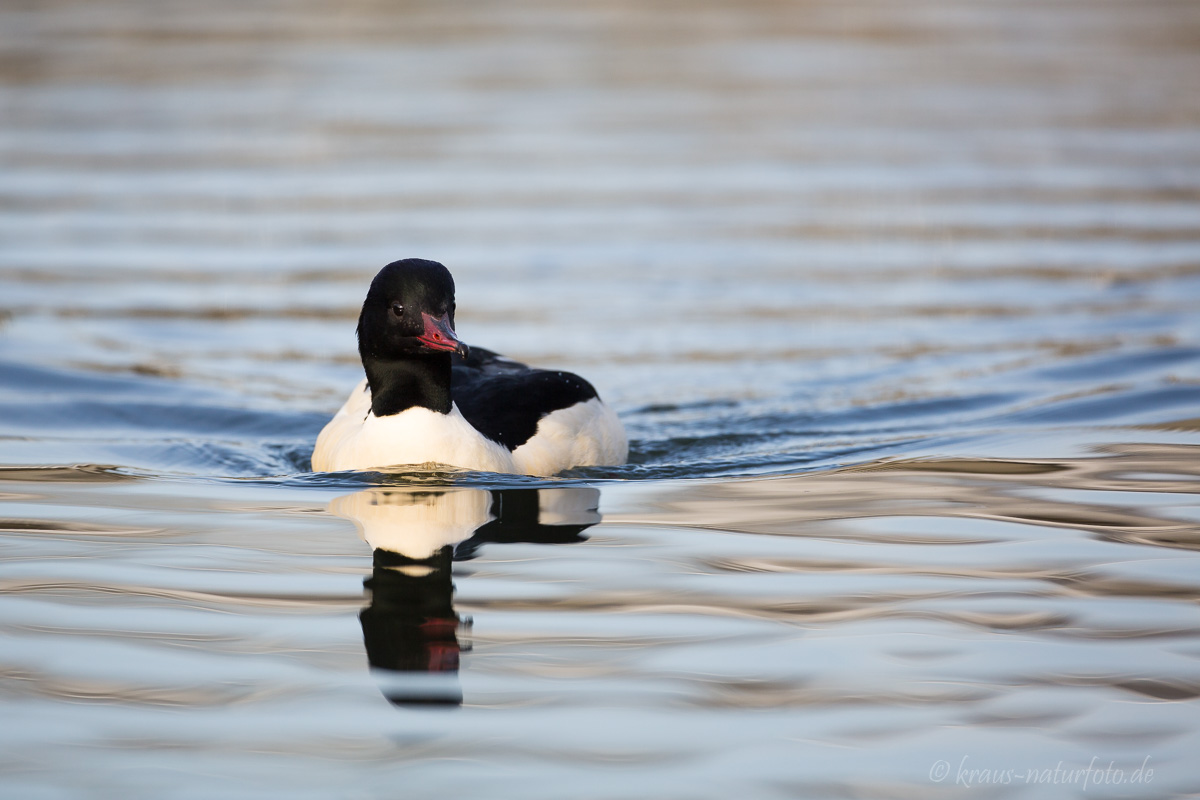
top-left (312, 375), bottom-right (626, 476)
top-left (311, 260), bottom-right (627, 476)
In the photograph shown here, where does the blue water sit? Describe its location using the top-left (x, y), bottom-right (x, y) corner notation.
top-left (3, 0), bottom-right (1200, 798)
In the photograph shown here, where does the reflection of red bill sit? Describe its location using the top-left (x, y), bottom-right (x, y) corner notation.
top-left (418, 311), bottom-right (469, 358)
top-left (419, 617), bottom-right (461, 671)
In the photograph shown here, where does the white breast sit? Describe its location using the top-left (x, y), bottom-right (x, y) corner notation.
top-left (312, 379), bottom-right (518, 474)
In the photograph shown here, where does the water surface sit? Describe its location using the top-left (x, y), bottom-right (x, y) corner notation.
top-left (2, 0), bottom-right (1200, 797)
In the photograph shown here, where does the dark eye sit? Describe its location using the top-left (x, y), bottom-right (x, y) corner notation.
top-left (390, 302), bottom-right (404, 317)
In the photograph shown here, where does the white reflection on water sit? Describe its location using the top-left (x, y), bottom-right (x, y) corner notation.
top-left (332, 485), bottom-right (601, 706)
top-left (331, 487), bottom-right (495, 561)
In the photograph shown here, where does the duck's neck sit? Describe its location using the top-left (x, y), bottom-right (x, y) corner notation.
top-left (362, 353), bottom-right (452, 417)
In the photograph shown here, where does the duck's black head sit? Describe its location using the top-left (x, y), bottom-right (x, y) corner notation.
top-left (357, 259), bottom-right (469, 416)
top-left (358, 259), bottom-right (469, 363)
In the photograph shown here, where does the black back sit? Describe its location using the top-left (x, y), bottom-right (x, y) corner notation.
top-left (451, 346), bottom-right (598, 451)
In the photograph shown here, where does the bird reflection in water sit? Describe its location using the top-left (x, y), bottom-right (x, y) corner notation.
top-left (330, 485), bottom-right (601, 707)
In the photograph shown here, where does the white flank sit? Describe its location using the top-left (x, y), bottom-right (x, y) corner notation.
top-left (512, 397), bottom-right (629, 476)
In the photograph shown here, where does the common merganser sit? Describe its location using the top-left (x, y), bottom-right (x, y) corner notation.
top-left (311, 259), bottom-right (627, 475)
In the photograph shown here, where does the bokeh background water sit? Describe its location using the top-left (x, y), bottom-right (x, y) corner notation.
top-left (2, 0), bottom-right (1200, 797)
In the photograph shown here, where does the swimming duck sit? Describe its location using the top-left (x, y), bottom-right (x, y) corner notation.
top-left (312, 259), bottom-right (627, 475)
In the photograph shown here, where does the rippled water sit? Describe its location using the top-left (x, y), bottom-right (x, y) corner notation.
top-left (3, 0), bottom-right (1200, 797)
